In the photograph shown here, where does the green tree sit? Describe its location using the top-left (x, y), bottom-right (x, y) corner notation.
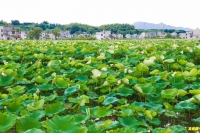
top-left (27, 27), bottom-right (42, 40)
top-left (53, 28), bottom-right (61, 39)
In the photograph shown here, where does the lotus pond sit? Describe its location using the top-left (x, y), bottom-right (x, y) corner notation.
top-left (1, 40), bottom-right (200, 133)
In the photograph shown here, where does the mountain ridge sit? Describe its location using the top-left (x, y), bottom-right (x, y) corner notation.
top-left (133, 22), bottom-right (191, 31)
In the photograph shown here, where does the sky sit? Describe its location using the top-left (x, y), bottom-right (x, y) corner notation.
top-left (0, 0), bottom-right (200, 29)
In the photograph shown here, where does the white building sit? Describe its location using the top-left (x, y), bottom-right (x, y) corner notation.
top-left (179, 33), bottom-right (187, 39)
top-left (20, 31), bottom-right (28, 40)
top-left (95, 31), bottom-right (111, 40)
top-left (0, 26), bottom-right (20, 40)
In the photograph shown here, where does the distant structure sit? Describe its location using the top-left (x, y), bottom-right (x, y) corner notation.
top-left (0, 26), bottom-right (21, 40)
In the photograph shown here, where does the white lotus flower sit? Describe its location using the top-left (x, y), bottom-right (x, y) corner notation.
top-left (164, 59), bottom-right (174, 63)
top-left (173, 44), bottom-right (179, 49)
top-left (103, 81), bottom-right (109, 86)
top-left (92, 69), bottom-right (101, 78)
top-left (86, 60), bottom-right (91, 64)
top-left (124, 69), bottom-right (127, 73)
top-left (128, 70), bottom-right (133, 74)
top-left (143, 59), bottom-right (155, 66)
top-left (101, 67), bottom-right (107, 71)
top-left (107, 49), bottom-right (114, 54)
top-left (180, 51), bottom-right (183, 54)
top-left (149, 56), bottom-right (156, 61)
top-left (117, 80), bottom-right (121, 85)
top-left (160, 55), bottom-right (165, 60)
top-left (1, 72), bottom-right (6, 76)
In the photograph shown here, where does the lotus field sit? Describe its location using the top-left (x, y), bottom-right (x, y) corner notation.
top-left (1, 40), bottom-right (200, 133)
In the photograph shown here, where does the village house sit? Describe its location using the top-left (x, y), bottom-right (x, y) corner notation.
top-left (0, 26), bottom-right (21, 40)
top-left (20, 31), bottom-right (28, 40)
top-left (95, 30), bottom-right (111, 40)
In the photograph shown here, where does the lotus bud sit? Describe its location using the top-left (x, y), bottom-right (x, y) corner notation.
top-left (32, 102), bottom-right (35, 106)
top-left (128, 70), bottom-right (133, 74)
top-left (141, 51), bottom-right (144, 54)
top-left (124, 69), bottom-right (127, 73)
top-left (36, 88), bottom-right (40, 94)
top-left (69, 57), bottom-right (72, 60)
top-left (117, 80), bottom-right (121, 85)
top-left (1, 72), bottom-right (6, 76)
top-left (4, 106), bottom-right (7, 109)
top-left (101, 67), bottom-right (107, 71)
top-left (180, 51), bottom-right (183, 54)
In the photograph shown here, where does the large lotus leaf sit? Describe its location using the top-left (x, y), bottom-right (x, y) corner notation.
top-left (27, 99), bottom-right (44, 112)
top-left (147, 118), bottom-right (161, 126)
top-left (16, 116), bottom-right (42, 133)
top-left (76, 75), bottom-right (88, 81)
top-left (42, 115), bottom-right (81, 133)
top-left (170, 125), bottom-right (187, 133)
top-left (0, 113), bottom-right (16, 132)
top-left (161, 89), bottom-right (178, 99)
top-left (135, 84), bottom-right (156, 95)
top-left (118, 117), bottom-right (143, 129)
top-left (55, 77), bottom-right (68, 88)
top-left (93, 108), bottom-right (112, 118)
top-left (74, 114), bottom-right (90, 123)
top-left (0, 74), bottom-right (14, 86)
top-left (9, 86), bottom-right (25, 94)
top-left (29, 110), bottom-right (45, 120)
top-left (38, 84), bottom-right (54, 91)
top-left (45, 102), bottom-right (65, 117)
top-left (88, 125), bottom-right (102, 133)
top-left (136, 63), bottom-right (149, 72)
top-left (152, 128), bottom-right (172, 133)
top-left (192, 117), bottom-right (200, 123)
top-left (23, 128), bottom-right (45, 133)
top-left (117, 87), bottom-right (134, 97)
top-left (7, 101), bottom-right (23, 114)
top-left (64, 86), bottom-right (79, 96)
top-left (115, 63), bottom-right (125, 69)
top-left (106, 76), bottom-right (117, 84)
top-left (175, 101), bottom-right (198, 111)
top-left (102, 97), bottom-right (118, 105)
top-left (147, 76), bottom-right (161, 83)
top-left (189, 90), bottom-right (200, 95)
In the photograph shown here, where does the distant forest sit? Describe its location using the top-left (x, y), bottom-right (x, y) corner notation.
top-left (0, 20), bottom-right (186, 36)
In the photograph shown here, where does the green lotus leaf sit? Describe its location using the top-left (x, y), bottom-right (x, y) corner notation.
top-left (153, 128), bottom-right (172, 133)
top-left (42, 115), bottom-right (81, 133)
top-left (38, 84), bottom-right (54, 91)
top-left (23, 128), bottom-right (45, 133)
top-left (118, 117), bottom-right (142, 129)
top-left (192, 117), bottom-right (200, 123)
top-left (76, 75), bottom-right (88, 81)
top-left (35, 76), bottom-right (44, 83)
top-left (147, 118), bottom-right (161, 126)
top-left (147, 76), bottom-right (161, 82)
top-left (163, 59), bottom-right (174, 63)
top-left (7, 101), bottom-right (23, 114)
top-left (106, 76), bottom-right (117, 84)
top-left (170, 125), bottom-right (186, 133)
top-left (189, 90), bottom-right (200, 95)
top-left (135, 84), bottom-right (156, 95)
top-left (88, 125), bottom-right (102, 133)
top-left (74, 114), bottom-right (90, 123)
top-left (115, 63), bottom-right (125, 69)
top-left (175, 101), bottom-right (198, 111)
top-left (161, 89), bottom-right (178, 99)
top-left (9, 86), bottom-right (25, 94)
top-left (45, 102), bottom-right (65, 117)
top-left (102, 97), bottom-right (118, 105)
top-left (177, 89), bottom-right (187, 96)
top-left (0, 113), bottom-right (16, 132)
top-left (190, 68), bottom-right (198, 76)
top-left (29, 110), bottom-right (45, 120)
top-left (122, 78), bottom-right (129, 84)
top-left (64, 86), bottom-right (79, 96)
top-left (117, 87), bottom-right (134, 97)
top-left (55, 77), bottom-right (68, 88)
top-left (0, 74), bottom-right (14, 86)
top-left (136, 63), bottom-right (149, 72)
top-left (16, 116), bottom-right (42, 133)
top-left (27, 99), bottom-right (44, 112)
top-left (93, 108), bottom-right (112, 118)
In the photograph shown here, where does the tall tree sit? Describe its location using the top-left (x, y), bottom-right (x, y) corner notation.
top-left (27, 27), bottom-right (42, 40)
top-left (11, 20), bottom-right (20, 25)
top-left (53, 28), bottom-right (61, 39)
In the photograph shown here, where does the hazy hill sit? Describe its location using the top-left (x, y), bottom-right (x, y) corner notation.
top-left (133, 22), bottom-right (191, 31)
